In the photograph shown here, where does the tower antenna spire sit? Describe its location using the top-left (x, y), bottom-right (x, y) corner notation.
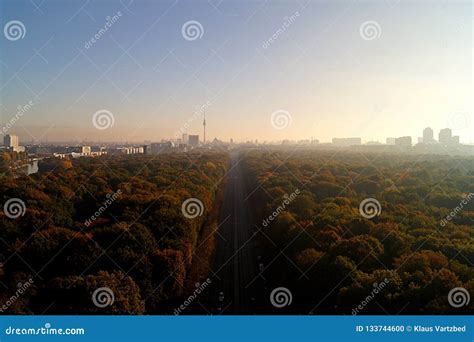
top-left (203, 110), bottom-right (206, 144)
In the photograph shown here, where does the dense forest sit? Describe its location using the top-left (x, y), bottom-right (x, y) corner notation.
top-left (0, 152), bottom-right (229, 314)
top-left (1, 149), bottom-right (473, 315)
top-left (242, 150), bottom-right (474, 314)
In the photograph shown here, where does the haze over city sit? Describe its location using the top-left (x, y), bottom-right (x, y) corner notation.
top-left (1, 0), bottom-right (472, 143)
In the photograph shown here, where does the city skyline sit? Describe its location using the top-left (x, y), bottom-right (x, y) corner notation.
top-left (2, 125), bottom-right (473, 146)
top-left (0, 1), bottom-right (472, 143)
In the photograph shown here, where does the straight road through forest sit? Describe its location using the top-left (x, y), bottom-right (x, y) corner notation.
top-left (208, 152), bottom-right (262, 314)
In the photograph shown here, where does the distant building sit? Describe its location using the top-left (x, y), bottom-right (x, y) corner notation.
top-left (297, 139), bottom-right (310, 145)
top-left (3, 134), bottom-right (25, 152)
top-left (188, 135), bottom-right (199, 147)
top-left (81, 146), bottom-right (91, 155)
top-left (64, 145), bottom-right (106, 157)
top-left (182, 133), bottom-right (188, 144)
top-left (386, 138), bottom-right (396, 145)
top-left (311, 139), bottom-right (320, 145)
top-left (150, 142), bottom-right (174, 154)
top-left (332, 138), bottom-right (362, 147)
top-left (112, 146), bottom-right (144, 155)
top-left (4, 134), bottom-right (18, 148)
top-left (439, 128), bottom-right (452, 145)
top-left (395, 136), bottom-right (412, 147)
top-left (91, 146), bottom-right (106, 153)
top-left (211, 138), bottom-right (228, 148)
top-left (453, 136), bottom-right (460, 145)
top-left (423, 127), bottom-right (434, 143)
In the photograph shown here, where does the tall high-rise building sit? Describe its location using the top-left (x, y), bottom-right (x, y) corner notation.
top-left (439, 128), bottom-right (452, 145)
top-left (3, 134), bottom-right (25, 152)
top-left (423, 127), bottom-right (434, 143)
top-left (182, 133), bottom-right (188, 144)
top-left (188, 135), bottom-right (199, 147)
top-left (4, 134), bottom-right (19, 148)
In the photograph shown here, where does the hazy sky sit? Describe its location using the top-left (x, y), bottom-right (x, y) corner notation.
top-left (0, 0), bottom-right (472, 143)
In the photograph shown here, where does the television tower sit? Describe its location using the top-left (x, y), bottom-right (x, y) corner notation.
top-left (203, 111), bottom-right (206, 144)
